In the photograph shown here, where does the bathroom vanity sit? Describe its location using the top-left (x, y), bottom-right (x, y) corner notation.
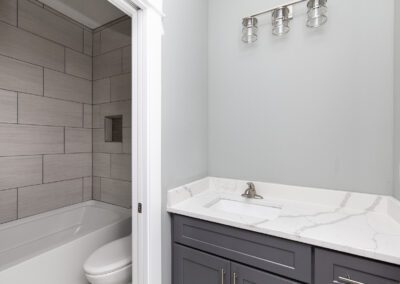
top-left (167, 178), bottom-right (400, 284)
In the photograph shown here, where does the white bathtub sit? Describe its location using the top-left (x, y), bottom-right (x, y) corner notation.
top-left (0, 201), bottom-right (131, 284)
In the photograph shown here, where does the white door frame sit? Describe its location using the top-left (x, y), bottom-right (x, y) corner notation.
top-left (107, 1), bottom-right (164, 284)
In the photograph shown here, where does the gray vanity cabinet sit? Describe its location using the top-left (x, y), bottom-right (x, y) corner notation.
top-left (174, 244), bottom-right (230, 284)
top-left (231, 262), bottom-right (300, 284)
top-left (314, 248), bottom-right (400, 284)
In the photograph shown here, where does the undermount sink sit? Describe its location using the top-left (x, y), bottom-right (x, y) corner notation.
top-left (206, 198), bottom-right (281, 220)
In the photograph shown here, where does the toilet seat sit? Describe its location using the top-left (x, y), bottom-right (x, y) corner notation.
top-left (84, 235), bottom-right (132, 283)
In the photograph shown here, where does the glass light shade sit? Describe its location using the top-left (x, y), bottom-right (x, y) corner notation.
top-left (242, 17), bottom-right (258, 43)
top-left (307, 0), bottom-right (328, 28)
top-left (272, 7), bottom-right (290, 36)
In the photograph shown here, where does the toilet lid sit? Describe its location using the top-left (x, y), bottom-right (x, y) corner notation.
top-left (84, 235), bottom-right (132, 275)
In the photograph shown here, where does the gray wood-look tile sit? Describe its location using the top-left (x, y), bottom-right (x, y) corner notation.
top-left (0, 188), bottom-right (17, 223)
top-left (18, 0), bottom-right (83, 51)
top-left (101, 178), bottom-right (131, 208)
top-left (93, 49), bottom-right (122, 80)
top-left (83, 177), bottom-right (92, 201)
top-left (93, 129), bottom-right (123, 153)
top-left (122, 46), bottom-right (131, 73)
top-left (122, 127), bottom-right (131, 154)
top-left (18, 93), bottom-right (83, 127)
top-left (43, 153), bottom-right (92, 183)
top-left (93, 31), bottom-right (101, 56)
top-left (18, 179), bottom-right (83, 218)
top-left (111, 154), bottom-right (131, 181)
top-left (0, 0), bottom-right (17, 26)
top-left (100, 19), bottom-right (131, 54)
top-left (44, 69), bottom-right (92, 104)
top-left (0, 124), bottom-right (63, 156)
top-left (0, 89), bottom-right (17, 123)
top-left (0, 21), bottom-right (64, 72)
top-left (111, 73), bottom-right (131, 102)
top-left (92, 101), bottom-right (131, 129)
top-left (65, 48), bottom-right (92, 80)
top-left (0, 55), bottom-right (43, 95)
top-left (93, 153), bottom-right (111, 178)
top-left (0, 156), bottom-right (42, 190)
top-left (93, 78), bottom-right (111, 104)
top-left (84, 30), bottom-right (93, 56)
top-left (93, 177), bottom-right (101, 201)
top-left (84, 104), bottom-right (92, 129)
top-left (65, 128), bottom-right (92, 153)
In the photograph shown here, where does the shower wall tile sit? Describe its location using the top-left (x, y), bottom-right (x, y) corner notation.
top-left (93, 78), bottom-right (111, 104)
top-left (0, 0), bottom-right (17, 26)
top-left (65, 48), bottom-right (92, 80)
top-left (111, 73), bottom-right (131, 102)
top-left (122, 46), bottom-right (131, 73)
top-left (0, 156), bottom-right (42, 190)
top-left (101, 178), bottom-right (131, 208)
top-left (83, 177), bottom-right (92, 201)
top-left (100, 18), bottom-right (131, 54)
top-left (18, 179), bottom-right (83, 218)
top-left (44, 69), bottom-right (92, 104)
top-left (111, 154), bottom-right (131, 181)
top-left (93, 49), bottom-right (123, 80)
top-left (0, 89), bottom-right (17, 123)
top-left (83, 104), bottom-right (92, 129)
top-left (93, 177), bottom-right (101, 201)
top-left (0, 21), bottom-right (64, 72)
top-left (65, 128), bottom-right (92, 153)
top-left (0, 124), bottom-right (64, 156)
top-left (93, 32), bottom-right (101, 56)
top-left (0, 55), bottom-right (43, 95)
top-left (93, 153), bottom-right (111, 178)
top-left (83, 29), bottom-right (93, 56)
top-left (123, 128), bottom-right (131, 154)
top-left (18, 0), bottom-right (83, 51)
top-left (93, 129), bottom-right (123, 153)
top-left (0, 189), bottom-right (17, 224)
top-left (44, 153), bottom-right (92, 183)
top-left (18, 93), bottom-right (83, 127)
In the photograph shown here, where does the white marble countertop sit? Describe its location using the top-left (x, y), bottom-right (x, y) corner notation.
top-left (167, 177), bottom-right (400, 265)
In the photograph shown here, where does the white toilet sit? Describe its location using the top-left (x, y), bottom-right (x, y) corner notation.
top-left (84, 235), bottom-right (132, 284)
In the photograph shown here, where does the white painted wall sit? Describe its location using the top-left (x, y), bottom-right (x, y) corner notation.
top-left (395, 0), bottom-right (400, 199)
top-left (208, 0), bottom-right (395, 194)
top-left (161, 0), bottom-right (209, 283)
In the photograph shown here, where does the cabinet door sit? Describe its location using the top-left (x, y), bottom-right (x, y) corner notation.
top-left (231, 262), bottom-right (301, 284)
top-left (174, 244), bottom-right (230, 284)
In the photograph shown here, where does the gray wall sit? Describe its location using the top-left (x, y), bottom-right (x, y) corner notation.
top-left (162, 0), bottom-right (209, 282)
top-left (395, 1), bottom-right (400, 199)
top-left (92, 17), bottom-right (132, 209)
top-left (0, 0), bottom-right (93, 224)
top-left (208, 0), bottom-right (394, 195)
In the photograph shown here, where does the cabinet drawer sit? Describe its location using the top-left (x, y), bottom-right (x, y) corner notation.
top-left (173, 215), bottom-right (312, 283)
top-left (315, 248), bottom-right (400, 284)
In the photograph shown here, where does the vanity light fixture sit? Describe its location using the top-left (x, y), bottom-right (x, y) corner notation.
top-left (306, 0), bottom-right (328, 28)
top-left (272, 6), bottom-right (291, 36)
top-left (242, 17), bottom-right (258, 43)
top-left (242, 0), bottom-right (328, 42)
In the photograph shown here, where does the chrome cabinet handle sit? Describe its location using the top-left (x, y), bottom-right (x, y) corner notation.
top-left (233, 272), bottom-right (237, 284)
top-left (333, 277), bottom-right (365, 284)
top-left (220, 269), bottom-right (225, 284)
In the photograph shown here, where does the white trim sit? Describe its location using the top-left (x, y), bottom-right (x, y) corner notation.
top-left (106, 1), bottom-right (163, 284)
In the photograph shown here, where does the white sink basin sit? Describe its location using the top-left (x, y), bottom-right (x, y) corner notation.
top-left (206, 199), bottom-right (281, 220)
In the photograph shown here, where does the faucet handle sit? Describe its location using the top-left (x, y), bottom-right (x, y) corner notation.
top-left (247, 182), bottom-right (255, 189)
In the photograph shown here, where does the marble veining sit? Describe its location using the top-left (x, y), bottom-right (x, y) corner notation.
top-left (167, 177), bottom-right (400, 265)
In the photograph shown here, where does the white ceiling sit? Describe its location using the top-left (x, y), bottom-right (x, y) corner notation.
top-left (40, 0), bottom-right (125, 29)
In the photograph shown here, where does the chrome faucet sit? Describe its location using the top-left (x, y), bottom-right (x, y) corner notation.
top-left (241, 182), bottom-right (263, 199)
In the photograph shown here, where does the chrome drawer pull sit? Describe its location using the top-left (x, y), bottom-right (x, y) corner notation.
top-left (334, 276), bottom-right (365, 284)
top-left (220, 269), bottom-right (225, 284)
top-left (233, 272), bottom-right (237, 284)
